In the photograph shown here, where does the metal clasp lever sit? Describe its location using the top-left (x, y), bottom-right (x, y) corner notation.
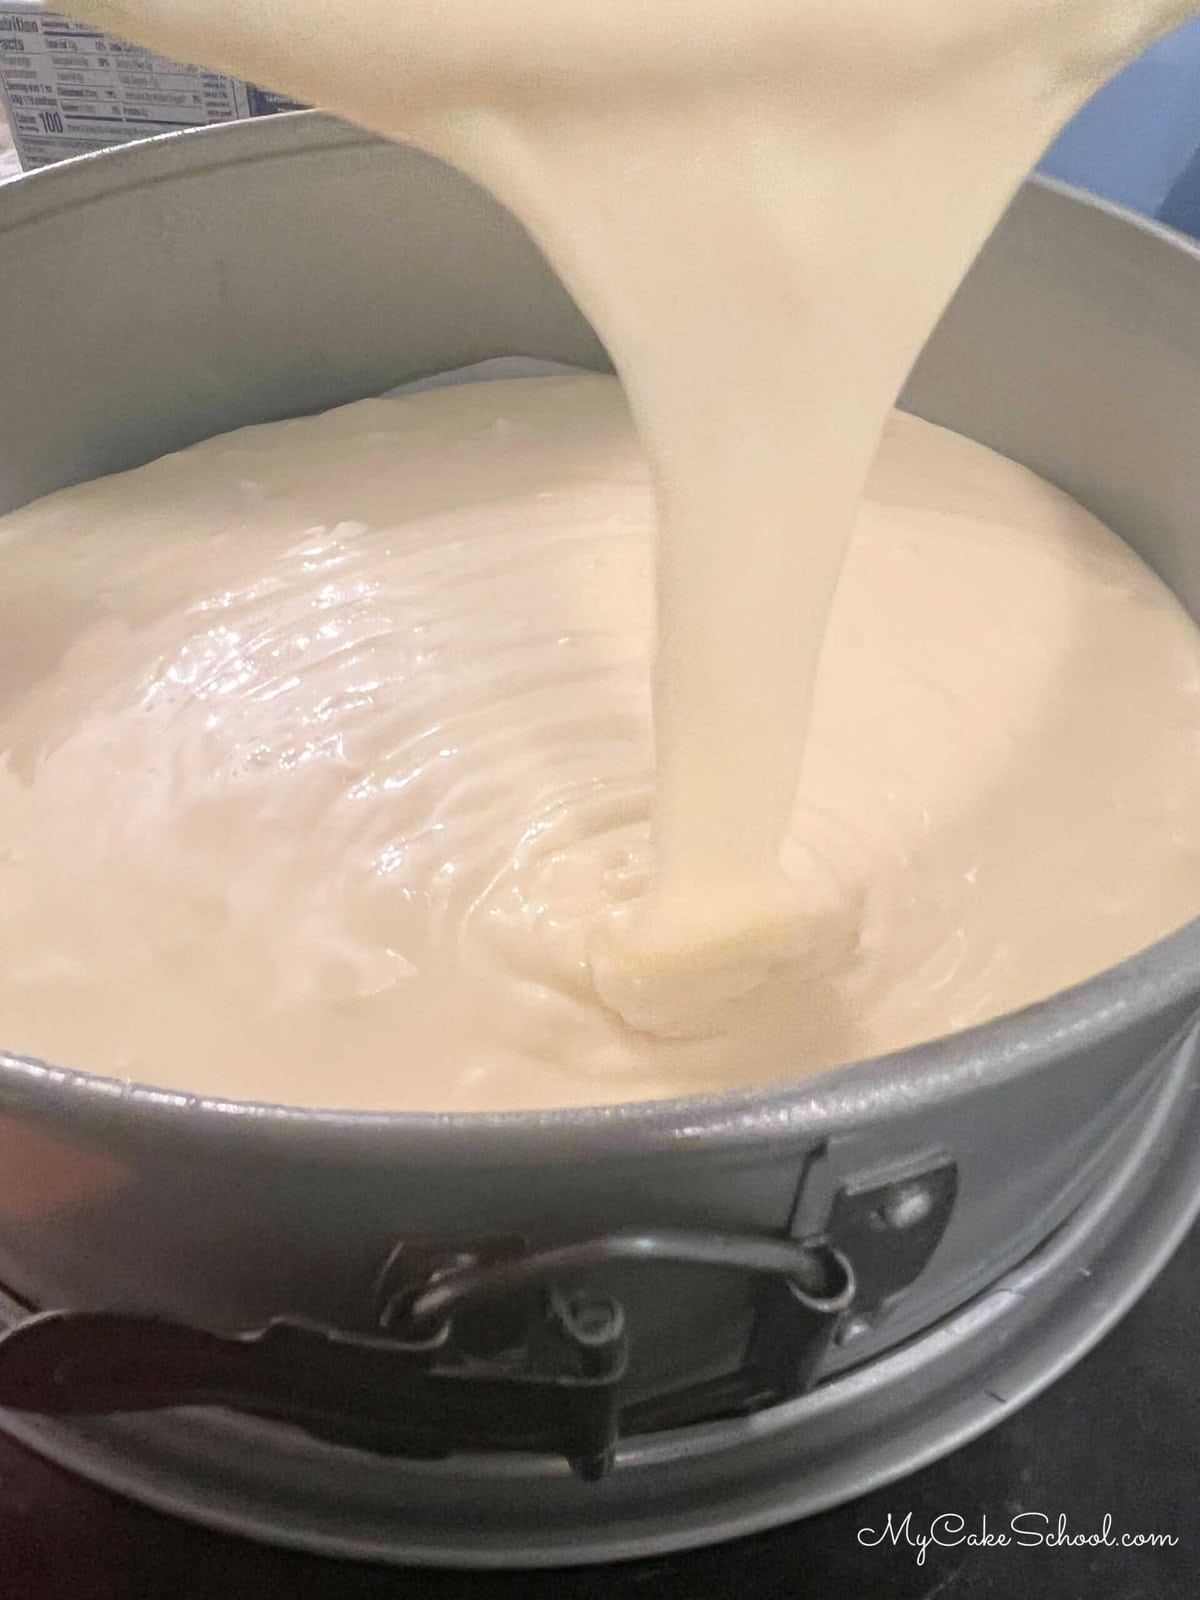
top-left (0, 1227), bottom-right (853, 1481)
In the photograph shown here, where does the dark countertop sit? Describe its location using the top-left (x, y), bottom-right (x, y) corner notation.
top-left (0, 1226), bottom-right (1194, 1600)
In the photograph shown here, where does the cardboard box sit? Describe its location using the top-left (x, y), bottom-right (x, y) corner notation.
top-left (0, 0), bottom-right (303, 169)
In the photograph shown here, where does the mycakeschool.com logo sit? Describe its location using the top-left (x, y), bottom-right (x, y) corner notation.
top-left (857, 1512), bottom-right (1180, 1566)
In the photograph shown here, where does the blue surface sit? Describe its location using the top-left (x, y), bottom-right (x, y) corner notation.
top-left (1040, 19), bottom-right (1200, 234)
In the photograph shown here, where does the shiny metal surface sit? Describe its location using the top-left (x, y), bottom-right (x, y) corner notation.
top-left (2, 1017), bottom-right (1196, 1566)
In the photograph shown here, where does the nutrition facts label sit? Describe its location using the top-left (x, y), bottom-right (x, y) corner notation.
top-left (0, 4), bottom-right (302, 168)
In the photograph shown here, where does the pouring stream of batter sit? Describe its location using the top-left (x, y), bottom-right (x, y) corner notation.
top-left (49, 0), bottom-right (1200, 1047)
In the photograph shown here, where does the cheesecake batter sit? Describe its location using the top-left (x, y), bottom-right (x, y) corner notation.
top-left (21, 0), bottom-right (1200, 1103)
top-left (3, 374), bottom-right (1200, 1111)
top-left (61, 0), bottom-right (1200, 1037)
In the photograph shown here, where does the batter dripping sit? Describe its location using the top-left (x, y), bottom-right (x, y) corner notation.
top-left (12, 0), bottom-right (1199, 1102)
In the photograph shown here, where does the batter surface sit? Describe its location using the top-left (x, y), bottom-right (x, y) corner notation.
top-left (3, 374), bottom-right (1200, 1111)
top-left (65, 0), bottom-right (1199, 1038)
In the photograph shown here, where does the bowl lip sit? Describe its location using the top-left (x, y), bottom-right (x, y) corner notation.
top-left (3, 113), bottom-right (1200, 1159)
